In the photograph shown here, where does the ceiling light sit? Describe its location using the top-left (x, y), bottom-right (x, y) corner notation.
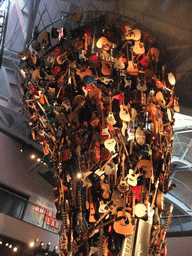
top-left (31, 154), bottom-right (36, 159)
top-left (5, 243), bottom-right (9, 246)
top-left (37, 158), bottom-right (41, 162)
top-left (9, 244), bottom-right (12, 248)
top-left (29, 242), bottom-right (34, 247)
top-left (77, 172), bottom-right (82, 179)
top-left (13, 247), bottom-right (18, 252)
top-left (0, 241), bottom-right (2, 244)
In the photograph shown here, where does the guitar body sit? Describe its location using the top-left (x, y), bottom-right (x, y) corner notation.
top-left (135, 159), bottom-right (153, 179)
top-left (100, 180), bottom-right (110, 199)
top-left (133, 40), bottom-right (145, 55)
top-left (76, 67), bottom-right (93, 80)
top-left (150, 47), bottom-right (160, 62)
top-left (140, 53), bottom-right (150, 68)
top-left (89, 201), bottom-right (96, 223)
top-left (99, 123), bottom-right (111, 141)
top-left (137, 79), bottom-right (147, 91)
top-left (101, 60), bottom-right (112, 76)
top-left (114, 57), bottom-right (125, 70)
top-left (124, 29), bottom-right (141, 41)
top-left (40, 31), bottom-right (51, 48)
top-left (119, 104), bottom-right (131, 122)
top-left (127, 169), bottom-right (139, 186)
top-left (113, 210), bottom-right (133, 235)
top-left (96, 36), bottom-right (113, 51)
top-left (104, 138), bottom-right (116, 153)
top-left (127, 61), bottom-right (139, 76)
top-left (156, 190), bottom-right (165, 211)
top-left (88, 55), bottom-right (100, 68)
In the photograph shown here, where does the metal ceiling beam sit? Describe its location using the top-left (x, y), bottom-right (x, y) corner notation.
top-left (14, 0), bottom-right (27, 40)
top-left (25, 0), bottom-right (41, 49)
top-left (172, 156), bottom-right (192, 167)
top-left (164, 193), bottom-right (192, 215)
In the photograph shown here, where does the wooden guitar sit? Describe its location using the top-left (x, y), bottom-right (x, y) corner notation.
top-left (88, 188), bottom-right (96, 223)
top-left (124, 29), bottom-right (141, 41)
top-left (99, 101), bottom-right (111, 141)
top-left (133, 40), bottom-right (145, 55)
top-left (150, 47), bottom-right (160, 62)
top-left (96, 36), bottom-right (113, 51)
top-left (119, 92), bottom-right (131, 122)
top-left (76, 66), bottom-right (93, 80)
top-left (136, 78), bottom-right (147, 91)
top-left (114, 166), bottom-right (133, 235)
top-left (127, 48), bottom-right (139, 76)
top-left (40, 31), bottom-right (51, 48)
top-left (101, 50), bottom-right (112, 76)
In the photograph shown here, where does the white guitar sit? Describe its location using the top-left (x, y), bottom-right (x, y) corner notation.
top-left (104, 138), bottom-right (116, 153)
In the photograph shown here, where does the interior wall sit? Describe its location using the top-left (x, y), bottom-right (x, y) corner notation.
top-left (167, 236), bottom-right (192, 256)
top-left (0, 132), bottom-right (55, 204)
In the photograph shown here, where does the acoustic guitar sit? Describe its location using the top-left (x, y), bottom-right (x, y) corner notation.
top-left (133, 40), bottom-right (145, 55)
top-left (40, 31), bottom-right (51, 48)
top-left (124, 29), bottom-right (141, 41)
top-left (96, 36), bottom-right (113, 51)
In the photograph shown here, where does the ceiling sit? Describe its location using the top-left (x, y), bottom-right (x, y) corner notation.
top-left (0, 0), bottom-right (191, 232)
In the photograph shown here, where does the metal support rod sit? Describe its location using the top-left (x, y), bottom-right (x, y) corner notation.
top-left (0, 0), bottom-right (11, 68)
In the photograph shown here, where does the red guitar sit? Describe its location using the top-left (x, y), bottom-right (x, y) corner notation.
top-left (140, 52), bottom-right (150, 68)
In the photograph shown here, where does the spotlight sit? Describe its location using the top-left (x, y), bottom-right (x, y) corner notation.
top-left (29, 242), bottom-right (35, 247)
top-left (0, 241), bottom-right (2, 244)
top-left (77, 172), bottom-right (82, 179)
top-left (39, 241), bottom-right (44, 248)
top-left (9, 244), bottom-right (12, 248)
top-left (37, 158), bottom-right (41, 162)
top-left (35, 238), bottom-right (39, 242)
top-left (5, 243), bottom-right (9, 247)
top-left (46, 242), bottom-right (51, 251)
top-left (53, 246), bottom-right (58, 253)
top-left (31, 154), bottom-right (36, 159)
top-left (13, 247), bottom-right (18, 252)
